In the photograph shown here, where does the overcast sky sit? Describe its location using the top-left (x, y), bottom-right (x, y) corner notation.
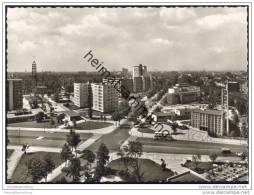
top-left (7, 7), bottom-right (248, 72)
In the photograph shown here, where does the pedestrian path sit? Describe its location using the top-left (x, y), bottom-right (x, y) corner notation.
top-left (40, 134), bottom-right (103, 182)
top-left (7, 149), bottom-right (23, 180)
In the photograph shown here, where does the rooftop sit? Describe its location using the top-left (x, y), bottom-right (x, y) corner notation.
top-left (167, 170), bottom-right (209, 183)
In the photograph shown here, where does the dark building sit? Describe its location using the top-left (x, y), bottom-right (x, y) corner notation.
top-left (228, 81), bottom-right (240, 92)
top-left (7, 79), bottom-right (23, 111)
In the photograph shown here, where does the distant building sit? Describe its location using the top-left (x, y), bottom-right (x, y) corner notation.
top-left (122, 68), bottom-right (128, 76)
top-left (36, 85), bottom-right (47, 95)
top-left (133, 77), bottom-right (143, 93)
top-left (133, 64), bottom-right (143, 78)
top-left (228, 81), bottom-right (240, 92)
top-left (7, 79), bottom-right (23, 111)
top-left (121, 78), bottom-right (133, 93)
top-left (166, 83), bottom-right (200, 105)
top-left (73, 83), bottom-right (90, 108)
top-left (191, 109), bottom-right (224, 136)
top-left (103, 77), bottom-right (133, 96)
top-left (91, 83), bottom-right (118, 113)
top-left (132, 64), bottom-right (150, 93)
top-left (142, 76), bottom-right (151, 92)
top-left (240, 81), bottom-right (248, 94)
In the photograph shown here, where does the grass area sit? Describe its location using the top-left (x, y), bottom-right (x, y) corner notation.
top-left (7, 149), bottom-right (14, 159)
top-left (138, 128), bottom-right (154, 134)
top-left (137, 137), bottom-right (245, 156)
top-left (8, 131), bottom-right (93, 148)
top-left (87, 126), bottom-right (130, 153)
top-left (108, 158), bottom-right (174, 182)
top-left (70, 121), bottom-right (112, 130)
top-left (8, 121), bottom-right (57, 128)
top-left (11, 152), bottom-right (64, 183)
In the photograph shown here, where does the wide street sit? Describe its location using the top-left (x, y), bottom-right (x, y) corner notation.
top-left (7, 123), bottom-right (247, 156)
top-left (137, 137), bottom-right (247, 156)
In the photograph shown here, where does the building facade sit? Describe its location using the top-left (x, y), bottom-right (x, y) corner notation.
top-left (167, 83), bottom-right (200, 104)
top-left (73, 83), bottom-right (90, 108)
top-left (91, 83), bottom-right (118, 113)
top-left (7, 79), bottom-right (23, 111)
top-left (191, 109), bottom-right (224, 136)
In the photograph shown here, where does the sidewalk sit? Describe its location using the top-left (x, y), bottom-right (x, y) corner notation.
top-left (7, 149), bottom-right (23, 180)
top-left (130, 127), bottom-right (247, 146)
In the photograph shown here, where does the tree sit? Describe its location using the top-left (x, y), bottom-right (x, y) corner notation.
top-left (35, 111), bottom-right (44, 123)
top-left (72, 119), bottom-right (77, 128)
top-left (209, 153), bottom-right (218, 163)
top-left (62, 157), bottom-right (81, 182)
top-left (80, 149), bottom-right (96, 169)
top-left (57, 113), bottom-right (65, 124)
top-left (60, 143), bottom-right (73, 166)
top-left (192, 154), bottom-right (201, 171)
top-left (171, 122), bottom-right (178, 134)
top-left (26, 158), bottom-right (47, 183)
top-left (21, 144), bottom-right (29, 154)
top-left (127, 141), bottom-right (144, 182)
top-left (117, 146), bottom-right (131, 174)
top-left (241, 151), bottom-right (248, 161)
top-left (111, 111), bottom-right (124, 126)
top-left (50, 118), bottom-right (55, 126)
top-left (66, 130), bottom-right (81, 155)
top-left (94, 143), bottom-right (109, 181)
top-left (118, 100), bottom-right (130, 116)
top-left (43, 154), bottom-right (55, 182)
top-left (96, 143), bottom-right (109, 166)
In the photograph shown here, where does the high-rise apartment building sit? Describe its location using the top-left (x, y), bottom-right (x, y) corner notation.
top-left (132, 64), bottom-right (150, 93)
top-left (7, 79), bottom-right (23, 111)
top-left (191, 109), bottom-right (224, 136)
top-left (73, 83), bottom-right (90, 108)
top-left (91, 83), bottom-right (118, 113)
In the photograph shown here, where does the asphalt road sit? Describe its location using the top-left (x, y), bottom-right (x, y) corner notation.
top-left (137, 137), bottom-right (247, 156)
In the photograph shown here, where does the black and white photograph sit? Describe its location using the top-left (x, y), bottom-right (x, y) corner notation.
top-left (1, 0), bottom-right (253, 194)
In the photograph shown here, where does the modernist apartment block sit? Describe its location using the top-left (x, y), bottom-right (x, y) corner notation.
top-left (7, 79), bottom-right (23, 111)
top-left (132, 64), bottom-right (151, 93)
top-left (73, 82), bottom-right (90, 108)
top-left (191, 109), bottom-right (224, 136)
top-left (91, 83), bottom-right (118, 113)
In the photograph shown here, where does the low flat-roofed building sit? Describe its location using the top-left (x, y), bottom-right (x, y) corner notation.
top-left (167, 171), bottom-right (209, 183)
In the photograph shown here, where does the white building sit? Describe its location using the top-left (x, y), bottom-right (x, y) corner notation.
top-left (73, 83), bottom-right (90, 108)
top-left (91, 83), bottom-right (118, 113)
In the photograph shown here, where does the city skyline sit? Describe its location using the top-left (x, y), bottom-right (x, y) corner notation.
top-left (7, 7), bottom-right (248, 72)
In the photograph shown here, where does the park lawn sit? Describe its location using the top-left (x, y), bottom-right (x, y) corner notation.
top-left (8, 121), bottom-right (57, 128)
top-left (108, 158), bottom-right (174, 182)
top-left (87, 127), bottom-right (130, 152)
top-left (138, 128), bottom-right (154, 134)
top-left (69, 121), bottom-right (112, 130)
top-left (7, 149), bottom-right (14, 159)
top-left (11, 152), bottom-right (64, 183)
